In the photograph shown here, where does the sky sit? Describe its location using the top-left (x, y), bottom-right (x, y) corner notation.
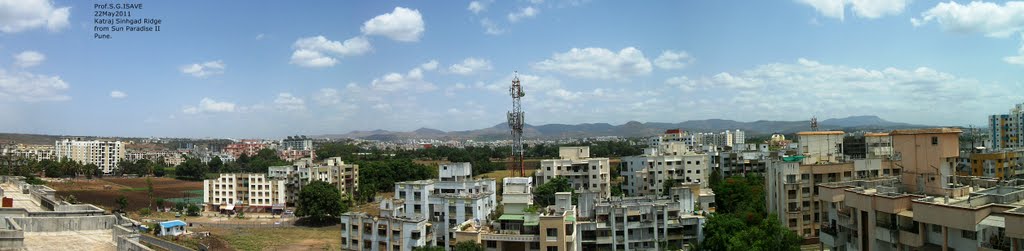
top-left (1, 0), bottom-right (1024, 138)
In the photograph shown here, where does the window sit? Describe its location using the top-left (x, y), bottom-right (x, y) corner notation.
top-left (931, 224), bottom-right (941, 233)
top-left (487, 241), bottom-right (497, 248)
top-left (962, 230), bottom-right (977, 240)
top-left (547, 247), bottom-right (558, 251)
top-left (932, 136), bottom-right (939, 145)
top-left (547, 228), bottom-right (558, 237)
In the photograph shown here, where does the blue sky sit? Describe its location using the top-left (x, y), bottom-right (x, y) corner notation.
top-left (1, 0), bottom-right (1023, 138)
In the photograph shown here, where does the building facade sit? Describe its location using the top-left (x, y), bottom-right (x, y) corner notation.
top-left (574, 190), bottom-right (709, 251)
top-left (989, 103), bottom-right (1024, 149)
top-left (202, 173), bottom-right (287, 211)
top-left (536, 147), bottom-right (612, 198)
top-left (454, 191), bottom-right (579, 251)
top-left (393, 162), bottom-right (497, 249)
top-left (340, 198), bottom-right (434, 251)
top-left (54, 138), bottom-right (125, 174)
top-left (622, 142), bottom-right (709, 197)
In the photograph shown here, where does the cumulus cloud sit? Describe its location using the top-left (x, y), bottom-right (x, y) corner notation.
top-left (361, 7), bottom-right (425, 42)
top-left (421, 60), bottom-right (439, 71)
top-left (1007, 38), bottom-right (1024, 65)
top-left (13, 51), bottom-right (44, 68)
top-left (533, 47), bottom-right (652, 80)
top-left (0, 0), bottom-right (71, 33)
top-left (370, 61), bottom-right (438, 92)
top-left (508, 6), bottom-right (539, 22)
top-left (449, 58), bottom-right (493, 75)
top-left (274, 93), bottom-right (306, 111)
top-left (654, 50), bottom-right (694, 70)
top-left (109, 90), bottom-right (126, 99)
top-left (912, 1), bottom-right (1024, 38)
top-left (481, 18), bottom-right (504, 35)
top-left (468, 1), bottom-right (487, 14)
top-left (797, 0), bottom-right (910, 20)
top-left (0, 69), bottom-right (69, 102)
top-left (313, 88), bottom-right (341, 105)
top-left (180, 60), bottom-right (226, 77)
top-left (290, 36), bottom-right (372, 68)
top-left (182, 98), bottom-right (236, 114)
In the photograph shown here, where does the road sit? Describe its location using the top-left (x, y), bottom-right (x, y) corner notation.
top-left (140, 234), bottom-right (195, 251)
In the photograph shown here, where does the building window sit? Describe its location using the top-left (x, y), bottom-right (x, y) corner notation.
top-left (931, 224), bottom-right (941, 233)
top-left (962, 230), bottom-right (977, 240)
top-left (547, 228), bottom-right (557, 237)
top-left (932, 137), bottom-right (939, 145)
top-left (547, 247), bottom-right (558, 251)
top-left (487, 241), bottom-right (497, 248)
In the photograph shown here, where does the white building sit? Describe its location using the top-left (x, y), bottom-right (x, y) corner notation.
top-left (340, 198), bottom-right (434, 251)
top-left (281, 135), bottom-right (314, 151)
top-left (268, 157), bottom-right (359, 204)
top-left (202, 173), bottom-right (287, 211)
top-left (536, 146), bottom-right (612, 198)
top-left (575, 188), bottom-right (709, 251)
top-left (393, 162), bottom-right (497, 249)
top-left (54, 138), bottom-right (125, 174)
top-left (621, 142), bottom-right (709, 196)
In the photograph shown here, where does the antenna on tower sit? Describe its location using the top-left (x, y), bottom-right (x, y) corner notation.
top-left (508, 71), bottom-right (526, 177)
top-left (810, 116), bottom-right (819, 131)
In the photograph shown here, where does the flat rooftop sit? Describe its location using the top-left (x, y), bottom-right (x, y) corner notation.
top-left (24, 230), bottom-right (115, 251)
top-left (1, 183), bottom-right (44, 212)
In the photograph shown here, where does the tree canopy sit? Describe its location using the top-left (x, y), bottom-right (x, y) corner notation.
top-left (175, 157), bottom-right (207, 181)
top-left (533, 176), bottom-right (573, 207)
top-left (696, 174), bottom-right (800, 251)
top-left (296, 180), bottom-right (343, 223)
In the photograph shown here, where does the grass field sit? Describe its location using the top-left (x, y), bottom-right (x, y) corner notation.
top-left (206, 226), bottom-right (340, 251)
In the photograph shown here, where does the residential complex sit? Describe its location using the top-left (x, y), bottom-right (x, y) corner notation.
top-left (536, 146), bottom-right (612, 198)
top-left (573, 185), bottom-right (711, 251)
top-left (281, 135), bottom-right (314, 150)
top-left (340, 198), bottom-right (434, 251)
top-left (225, 139), bottom-right (267, 158)
top-left (0, 143), bottom-right (55, 161)
top-left (765, 130), bottom-right (903, 238)
top-left (269, 157), bottom-right (360, 203)
top-left (621, 141), bottom-right (709, 196)
top-left (454, 189), bottom-right (579, 251)
top-left (989, 103), bottom-right (1024, 149)
top-left (649, 129), bottom-right (746, 150)
top-left (958, 147), bottom-right (1024, 179)
top-left (393, 162), bottom-right (497, 248)
top-left (54, 138), bottom-right (125, 174)
top-left (202, 173), bottom-right (288, 212)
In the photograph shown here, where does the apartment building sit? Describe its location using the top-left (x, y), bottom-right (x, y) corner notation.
top-left (536, 147), bottom-right (612, 198)
top-left (989, 103), bottom-right (1024, 149)
top-left (765, 131), bottom-right (903, 239)
top-left (340, 198), bottom-right (434, 251)
top-left (621, 142), bottom-right (709, 197)
top-left (649, 129), bottom-right (746, 150)
top-left (454, 190), bottom-right (579, 251)
top-left (573, 188), bottom-right (709, 251)
top-left (1, 144), bottom-right (55, 161)
top-left (202, 173), bottom-right (287, 211)
top-left (225, 140), bottom-right (267, 158)
top-left (281, 135), bottom-right (313, 151)
top-left (958, 147), bottom-right (1024, 179)
top-left (393, 162), bottom-right (497, 249)
top-left (54, 138), bottom-right (125, 174)
top-left (268, 157), bottom-right (359, 204)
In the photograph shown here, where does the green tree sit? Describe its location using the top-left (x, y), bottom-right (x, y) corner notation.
top-left (175, 158), bottom-right (207, 181)
top-left (84, 163), bottom-right (98, 179)
top-left (207, 156), bottom-right (224, 173)
top-left (186, 204), bottom-right (201, 216)
top-left (115, 195), bottom-right (128, 213)
top-left (296, 180), bottom-right (343, 223)
top-left (533, 176), bottom-right (573, 207)
top-left (155, 198), bottom-right (166, 211)
top-left (453, 241), bottom-right (485, 251)
top-left (412, 246), bottom-right (445, 251)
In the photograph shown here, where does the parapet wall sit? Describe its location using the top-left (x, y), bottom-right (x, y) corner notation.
top-left (0, 218), bottom-right (24, 251)
top-left (13, 215), bottom-right (116, 232)
top-left (113, 224), bottom-right (152, 251)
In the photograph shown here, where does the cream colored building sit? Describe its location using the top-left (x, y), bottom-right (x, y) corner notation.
top-left (454, 190), bottom-right (578, 251)
top-left (340, 198), bottom-right (434, 251)
top-left (536, 146), bottom-right (612, 198)
top-left (202, 173), bottom-right (287, 211)
top-left (622, 142), bottom-right (710, 196)
top-left (54, 138), bottom-right (125, 174)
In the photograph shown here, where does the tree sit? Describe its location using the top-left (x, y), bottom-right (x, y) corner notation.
top-left (207, 156), bottom-right (224, 173)
top-left (533, 176), bottom-right (573, 207)
top-left (412, 246), bottom-right (445, 251)
top-left (296, 180), bottom-right (343, 223)
top-left (84, 163), bottom-right (98, 179)
top-left (453, 241), bottom-right (485, 251)
top-left (186, 204), bottom-right (201, 216)
top-left (155, 198), bottom-right (166, 211)
top-left (175, 158), bottom-right (207, 181)
top-left (663, 178), bottom-right (676, 196)
top-left (115, 195), bottom-right (128, 213)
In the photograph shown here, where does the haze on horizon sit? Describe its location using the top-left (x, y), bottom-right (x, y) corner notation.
top-left (1, 0), bottom-right (1022, 138)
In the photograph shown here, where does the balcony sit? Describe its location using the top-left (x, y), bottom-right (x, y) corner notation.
top-left (981, 236), bottom-right (1011, 251)
top-left (819, 223), bottom-right (845, 247)
top-left (875, 226), bottom-right (898, 244)
top-left (480, 233), bottom-right (540, 242)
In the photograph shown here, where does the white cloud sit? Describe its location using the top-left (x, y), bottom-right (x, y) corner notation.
top-left (654, 50), bottom-right (694, 70)
top-left (180, 60), bottom-right (226, 77)
top-left (797, 0), bottom-right (910, 20)
top-left (370, 61), bottom-right (438, 92)
top-left (665, 76), bottom-right (698, 91)
top-left (182, 98), bottom-right (236, 114)
top-left (468, 1), bottom-right (487, 14)
top-left (274, 93), bottom-right (306, 111)
top-left (508, 6), bottom-right (539, 22)
top-left (290, 36), bottom-right (372, 68)
top-left (361, 7), bottom-right (425, 42)
top-left (533, 47), bottom-right (652, 80)
top-left (1007, 38), bottom-right (1024, 65)
top-left (109, 90), bottom-right (126, 99)
top-left (546, 88), bottom-right (582, 101)
top-left (314, 88), bottom-right (340, 105)
top-left (912, 1), bottom-right (1024, 38)
top-left (449, 58), bottom-right (493, 75)
top-left (13, 51), bottom-right (44, 68)
top-left (255, 33), bottom-right (265, 40)
top-left (421, 60), bottom-right (439, 71)
top-left (0, 69), bottom-right (69, 102)
top-left (0, 0), bottom-right (71, 33)
top-left (482, 73), bottom-right (562, 93)
top-left (481, 18), bottom-right (504, 35)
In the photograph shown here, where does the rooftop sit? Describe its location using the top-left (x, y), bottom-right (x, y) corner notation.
top-left (796, 131), bottom-right (844, 135)
top-left (889, 127), bottom-right (962, 135)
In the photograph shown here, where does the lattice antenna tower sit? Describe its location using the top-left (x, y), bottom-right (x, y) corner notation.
top-left (507, 72), bottom-right (526, 177)
top-left (810, 116), bottom-right (819, 131)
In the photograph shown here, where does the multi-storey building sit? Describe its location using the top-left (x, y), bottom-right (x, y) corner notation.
top-left (1, 144), bottom-right (55, 161)
top-left (225, 140), bottom-right (267, 158)
top-left (281, 135), bottom-right (314, 151)
top-left (54, 138), bottom-right (125, 174)
top-left (958, 147), bottom-right (1024, 179)
top-left (341, 198), bottom-right (434, 251)
top-left (573, 187), bottom-right (710, 251)
top-left (622, 142), bottom-right (709, 196)
top-left (989, 103), bottom-right (1024, 149)
top-left (454, 190), bottom-right (579, 251)
top-left (393, 162), bottom-right (497, 249)
top-left (536, 146), bottom-right (612, 198)
top-left (268, 157), bottom-right (359, 204)
top-left (202, 173), bottom-right (287, 212)
top-left (766, 131), bottom-right (902, 239)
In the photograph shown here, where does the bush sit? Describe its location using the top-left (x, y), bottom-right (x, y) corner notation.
top-left (139, 208), bottom-right (152, 216)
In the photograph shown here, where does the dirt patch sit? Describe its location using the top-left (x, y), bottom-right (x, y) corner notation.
top-left (52, 177), bottom-right (202, 211)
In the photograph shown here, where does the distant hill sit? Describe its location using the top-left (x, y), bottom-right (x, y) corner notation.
top-left (317, 115), bottom-right (934, 140)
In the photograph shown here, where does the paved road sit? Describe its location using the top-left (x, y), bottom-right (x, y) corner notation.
top-left (140, 235), bottom-right (195, 251)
